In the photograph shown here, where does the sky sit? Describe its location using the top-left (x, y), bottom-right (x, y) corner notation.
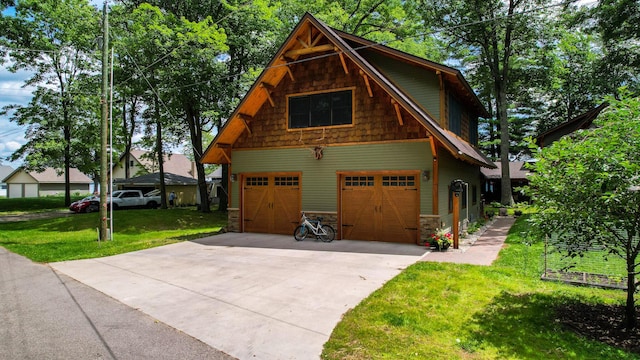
top-left (0, 1), bottom-right (104, 169)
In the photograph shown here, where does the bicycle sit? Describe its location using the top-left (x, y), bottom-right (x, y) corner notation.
top-left (293, 212), bottom-right (335, 242)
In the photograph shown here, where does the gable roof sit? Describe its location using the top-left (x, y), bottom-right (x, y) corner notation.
top-left (481, 161), bottom-right (531, 180)
top-left (0, 165), bottom-right (15, 183)
top-left (122, 150), bottom-right (196, 179)
top-left (201, 12), bottom-right (494, 168)
top-left (113, 172), bottom-right (198, 186)
top-left (536, 103), bottom-right (608, 147)
top-left (3, 167), bottom-right (92, 184)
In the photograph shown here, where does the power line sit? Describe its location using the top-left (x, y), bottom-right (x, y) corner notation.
top-left (165, 0), bottom-right (590, 92)
top-left (1, 0), bottom-right (595, 116)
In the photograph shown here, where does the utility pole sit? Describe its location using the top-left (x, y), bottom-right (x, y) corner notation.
top-left (99, 1), bottom-right (109, 241)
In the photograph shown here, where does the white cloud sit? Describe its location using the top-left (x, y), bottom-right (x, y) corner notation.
top-left (5, 141), bottom-right (21, 151)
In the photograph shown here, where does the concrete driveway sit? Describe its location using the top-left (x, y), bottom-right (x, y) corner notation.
top-left (51, 233), bottom-right (427, 359)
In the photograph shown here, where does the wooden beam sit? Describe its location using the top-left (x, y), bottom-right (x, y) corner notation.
top-left (221, 148), bottom-right (231, 164)
top-left (286, 65), bottom-right (295, 82)
top-left (310, 33), bottom-right (324, 46)
top-left (284, 44), bottom-right (334, 58)
top-left (437, 70), bottom-right (446, 128)
top-left (430, 136), bottom-right (439, 215)
top-left (338, 51), bottom-right (349, 74)
top-left (359, 70), bottom-right (373, 97)
top-left (391, 99), bottom-right (404, 126)
top-left (296, 37), bottom-right (309, 49)
top-left (260, 82), bottom-right (275, 107)
top-left (237, 113), bottom-right (252, 135)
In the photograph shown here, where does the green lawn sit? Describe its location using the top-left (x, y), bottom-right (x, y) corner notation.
top-left (322, 215), bottom-right (637, 359)
top-left (1, 199), bottom-right (636, 359)
top-left (0, 201), bottom-right (227, 262)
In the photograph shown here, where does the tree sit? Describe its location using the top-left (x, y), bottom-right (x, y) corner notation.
top-left (418, 0), bottom-right (559, 205)
top-left (2, 0), bottom-right (100, 206)
top-left (593, 0), bottom-right (640, 95)
top-left (114, 3), bottom-right (228, 212)
top-left (527, 90), bottom-right (640, 330)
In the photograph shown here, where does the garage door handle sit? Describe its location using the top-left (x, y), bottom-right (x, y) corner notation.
top-left (342, 224), bottom-right (353, 227)
top-left (405, 227), bottom-right (418, 231)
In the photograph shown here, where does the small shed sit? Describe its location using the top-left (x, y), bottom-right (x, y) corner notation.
top-left (113, 172), bottom-right (200, 206)
top-left (2, 167), bottom-right (92, 198)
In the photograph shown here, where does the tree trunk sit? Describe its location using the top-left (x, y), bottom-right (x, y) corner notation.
top-left (625, 254), bottom-right (637, 330)
top-left (184, 104), bottom-right (210, 213)
top-left (155, 98), bottom-right (167, 209)
top-left (63, 123), bottom-right (71, 206)
top-left (496, 85), bottom-right (513, 206)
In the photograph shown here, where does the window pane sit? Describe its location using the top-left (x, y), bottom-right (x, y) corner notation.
top-left (331, 91), bottom-right (352, 125)
top-left (289, 97), bottom-right (309, 128)
top-left (289, 90), bottom-right (352, 128)
top-left (310, 94), bottom-right (331, 126)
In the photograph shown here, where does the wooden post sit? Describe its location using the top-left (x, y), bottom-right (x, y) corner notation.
top-left (453, 193), bottom-right (460, 249)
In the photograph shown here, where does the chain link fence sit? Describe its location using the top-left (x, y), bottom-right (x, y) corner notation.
top-left (541, 233), bottom-right (629, 290)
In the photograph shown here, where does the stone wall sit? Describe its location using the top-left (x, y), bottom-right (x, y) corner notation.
top-left (227, 208), bottom-right (240, 232)
top-left (419, 214), bottom-right (441, 245)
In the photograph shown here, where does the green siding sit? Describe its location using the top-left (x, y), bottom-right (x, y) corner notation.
top-left (360, 50), bottom-right (441, 120)
top-left (437, 150), bottom-right (483, 228)
top-left (231, 142), bottom-right (434, 212)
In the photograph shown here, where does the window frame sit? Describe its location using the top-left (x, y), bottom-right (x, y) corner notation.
top-left (286, 88), bottom-right (355, 130)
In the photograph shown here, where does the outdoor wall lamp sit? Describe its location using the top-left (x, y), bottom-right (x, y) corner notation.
top-left (230, 173), bottom-right (237, 182)
top-left (422, 170), bottom-right (430, 182)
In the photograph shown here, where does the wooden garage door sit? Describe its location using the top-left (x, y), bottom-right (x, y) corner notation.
top-left (243, 174), bottom-right (301, 235)
top-left (341, 173), bottom-right (419, 243)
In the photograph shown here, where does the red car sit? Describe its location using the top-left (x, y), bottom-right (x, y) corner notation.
top-left (69, 196), bottom-right (100, 213)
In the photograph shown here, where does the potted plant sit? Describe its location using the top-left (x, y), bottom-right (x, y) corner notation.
top-left (427, 228), bottom-right (452, 251)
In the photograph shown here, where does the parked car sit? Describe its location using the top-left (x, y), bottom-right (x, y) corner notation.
top-left (107, 190), bottom-right (161, 210)
top-left (69, 195), bottom-right (99, 213)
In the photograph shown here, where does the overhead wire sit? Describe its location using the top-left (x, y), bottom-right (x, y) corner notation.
top-left (1, 0), bottom-right (597, 153)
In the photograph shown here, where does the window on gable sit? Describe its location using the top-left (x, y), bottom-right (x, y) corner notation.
top-left (448, 94), bottom-right (462, 136)
top-left (289, 90), bottom-right (352, 129)
top-left (469, 116), bottom-right (478, 145)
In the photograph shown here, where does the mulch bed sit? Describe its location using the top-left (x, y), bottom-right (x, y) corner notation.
top-left (556, 303), bottom-right (640, 354)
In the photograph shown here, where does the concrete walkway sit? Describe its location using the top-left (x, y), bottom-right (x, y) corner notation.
top-left (420, 216), bottom-right (516, 265)
top-left (51, 234), bottom-right (426, 360)
top-left (37, 218), bottom-right (515, 360)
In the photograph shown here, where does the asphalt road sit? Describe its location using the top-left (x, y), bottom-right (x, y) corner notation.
top-left (0, 247), bottom-right (235, 360)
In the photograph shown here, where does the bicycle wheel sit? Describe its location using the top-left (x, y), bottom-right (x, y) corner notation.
top-left (293, 225), bottom-right (308, 241)
top-left (318, 225), bottom-right (335, 242)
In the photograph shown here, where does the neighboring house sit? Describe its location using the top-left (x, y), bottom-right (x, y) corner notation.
top-left (2, 167), bottom-right (92, 198)
top-left (113, 172), bottom-right (200, 206)
top-left (481, 161), bottom-right (532, 203)
top-left (0, 165), bottom-right (15, 197)
top-left (201, 13), bottom-right (495, 244)
top-left (111, 149), bottom-right (197, 180)
top-left (536, 103), bottom-right (608, 147)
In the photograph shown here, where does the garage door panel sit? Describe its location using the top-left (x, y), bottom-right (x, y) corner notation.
top-left (243, 177), bottom-right (270, 233)
top-left (341, 178), bottom-right (377, 241)
top-left (341, 173), bottom-right (418, 243)
top-left (243, 174), bottom-right (301, 235)
top-left (272, 185), bottom-right (301, 235)
top-left (379, 195), bottom-right (417, 243)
